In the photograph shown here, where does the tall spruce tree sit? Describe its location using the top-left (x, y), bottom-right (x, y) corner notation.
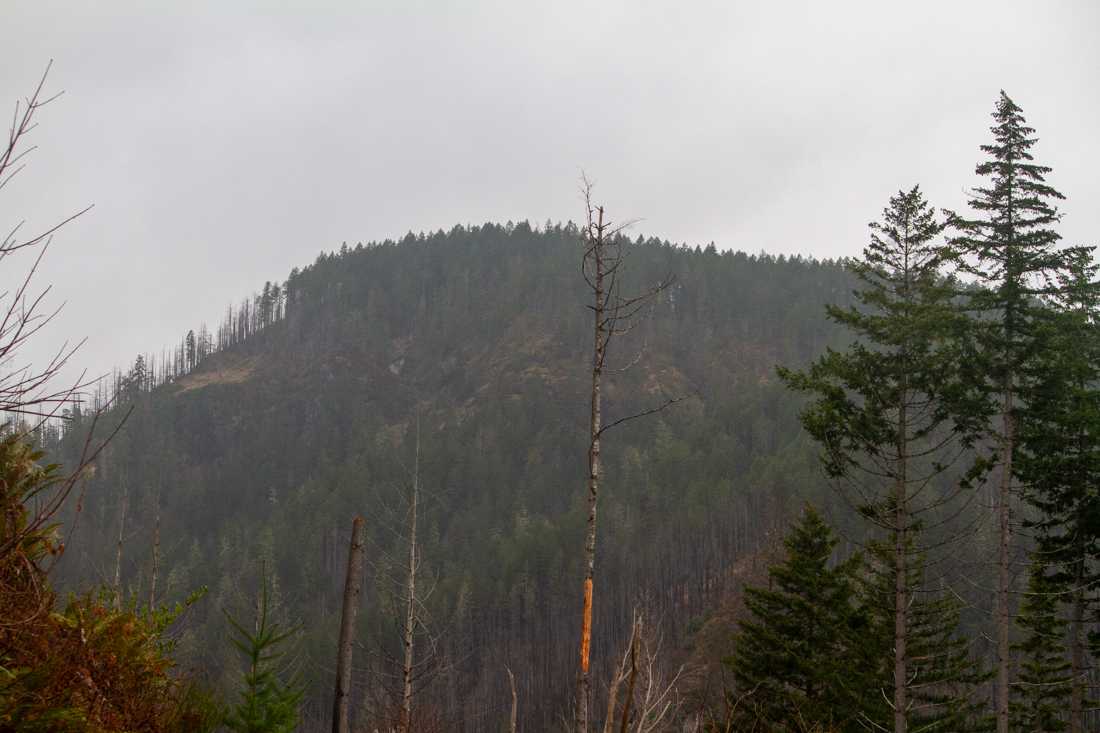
top-left (947, 91), bottom-right (1072, 733)
top-left (1016, 248), bottom-right (1100, 731)
top-left (1010, 560), bottom-right (1073, 732)
top-left (779, 186), bottom-right (981, 733)
top-left (726, 505), bottom-right (874, 732)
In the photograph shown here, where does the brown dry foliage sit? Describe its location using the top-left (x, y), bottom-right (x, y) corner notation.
top-left (0, 435), bottom-right (216, 732)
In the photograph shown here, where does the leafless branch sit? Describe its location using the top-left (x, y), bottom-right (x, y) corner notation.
top-left (598, 397), bottom-right (686, 439)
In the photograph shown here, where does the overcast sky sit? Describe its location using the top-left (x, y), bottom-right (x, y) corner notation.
top-left (3, 0), bottom-right (1098, 392)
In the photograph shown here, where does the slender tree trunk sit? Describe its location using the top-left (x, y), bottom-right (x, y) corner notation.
top-left (114, 484), bottom-right (128, 610)
top-left (603, 614), bottom-right (639, 733)
top-left (332, 515), bottom-right (366, 733)
top-left (572, 190), bottom-right (673, 732)
top-left (894, 399), bottom-right (908, 733)
top-left (894, 249), bottom-right (912, 733)
top-left (996, 388), bottom-right (1014, 733)
top-left (149, 502), bottom-right (159, 608)
top-left (506, 666), bottom-right (518, 733)
top-left (603, 657), bottom-right (622, 733)
top-left (399, 439), bottom-right (420, 733)
top-left (577, 207), bottom-right (606, 733)
top-left (603, 638), bottom-right (626, 733)
top-left (618, 628), bottom-right (638, 733)
top-left (1070, 559), bottom-right (1085, 733)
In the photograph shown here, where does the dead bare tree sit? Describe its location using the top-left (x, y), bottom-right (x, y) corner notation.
top-left (601, 610), bottom-right (683, 733)
top-left (149, 490), bottom-right (160, 608)
top-left (0, 62), bottom-right (129, 632)
top-left (361, 415), bottom-right (448, 733)
top-left (398, 442), bottom-right (419, 733)
top-left (575, 176), bottom-right (679, 732)
top-left (506, 665), bottom-right (518, 733)
top-left (333, 515), bottom-right (366, 733)
top-left (113, 481), bottom-right (128, 609)
top-left (0, 61), bottom-right (94, 421)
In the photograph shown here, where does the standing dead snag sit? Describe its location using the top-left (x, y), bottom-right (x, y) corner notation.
top-left (399, 446), bottom-right (419, 733)
top-left (149, 491), bottom-right (160, 608)
top-left (575, 177), bottom-right (677, 732)
top-left (0, 62), bottom-right (128, 597)
top-left (506, 665), bottom-right (518, 733)
top-left (113, 480), bottom-right (128, 609)
top-left (0, 64), bottom-right (127, 654)
top-left (362, 414), bottom-right (445, 733)
top-left (332, 515), bottom-right (366, 733)
top-left (602, 610), bottom-right (683, 733)
top-left (0, 61), bottom-right (94, 420)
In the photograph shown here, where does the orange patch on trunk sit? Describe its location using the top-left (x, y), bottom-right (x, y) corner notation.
top-left (580, 577), bottom-right (593, 673)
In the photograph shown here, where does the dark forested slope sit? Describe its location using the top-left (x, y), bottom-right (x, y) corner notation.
top-left (50, 222), bottom-right (856, 730)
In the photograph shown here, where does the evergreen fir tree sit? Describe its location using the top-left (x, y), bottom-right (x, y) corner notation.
top-left (1016, 248), bottom-right (1100, 731)
top-left (779, 186), bottom-right (982, 733)
top-left (946, 91), bottom-right (1073, 733)
top-left (1010, 560), bottom-right (1072, 732)
top-left (726, 505), bottom-right (874, 732)
top-left (223, 577), bottom-right (303, 733)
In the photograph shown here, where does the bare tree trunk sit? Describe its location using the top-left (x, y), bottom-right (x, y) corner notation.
top-left (603, 629), bottom-right (626, 733)
top-left (894, 382), bottom-right (909, 733)
top-left (573, 183), bottom-right (675, 732)
top-left (399, 433), bottom-right (420, 733)
top-left (601, 610), bottom-right (682, 733)
top-left (332, 515), bottom-right (366, 733)
top-left (618, 627), bottom-right (638, 733)
top-left (577, 203), bottom-right (606, 733)
top-left (149, 500), bottom-right (159, 608)
top-left (1070, 560), bottom-right (1085, 733)
top-left (603, 614), bottom-right (639, 733)
top-left (506, 666), bottom-right (518, 733)
top-left (894, 481), bottom-right (907, 730)
top-left (996, 390), bottom-right (1014, 733)
top-left (114, 483), bottom-right (128, 610)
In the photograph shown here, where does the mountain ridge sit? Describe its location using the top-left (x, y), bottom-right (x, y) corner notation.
top-left (50, 221), bottom-right (855, 731)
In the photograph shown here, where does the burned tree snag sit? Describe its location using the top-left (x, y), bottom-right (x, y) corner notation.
top-left (574, 177), bottom-right (676, 732)
top-left (332, 515), bottom-right (366, 733)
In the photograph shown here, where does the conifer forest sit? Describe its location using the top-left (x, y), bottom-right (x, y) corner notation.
top-left (2, 5), bottom-right (1099, 732)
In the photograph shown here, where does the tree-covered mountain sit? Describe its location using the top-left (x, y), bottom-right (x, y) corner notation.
top-left (49, 222), bottom-right (859, 731)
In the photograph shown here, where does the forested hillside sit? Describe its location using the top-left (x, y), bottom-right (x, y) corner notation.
top-left (48, 223), bottom-right (857, 730)
top-left (5, 6), bottom-right (1097, 728)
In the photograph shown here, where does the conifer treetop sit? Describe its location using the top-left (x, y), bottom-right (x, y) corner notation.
top-left (949, 91), bottom-right (1066, 295)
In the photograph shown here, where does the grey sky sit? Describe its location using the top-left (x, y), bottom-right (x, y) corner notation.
top-left (3, 0), bottom-right (1098, 393)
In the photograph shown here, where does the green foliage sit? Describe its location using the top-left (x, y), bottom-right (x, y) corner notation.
top-left (1010, 561), bottom-right (1072, 732)
top-left (48, 226), bottom-right (857, 729)
top-left (947, 91), bottom-right (1089, 725)
top-left (861, 540), bottom-right (991, 732)
top-left (946, 90), bottom-right (1079, 457)
top-left (1017, 249), bottom-right (1100, 611)
top-left (779, 185), bottom-right (980, 491)
top-left (725, 506), bottom-right (874, 732)
top-left (141, 585), bottom-right (211, 655)
top-left (1014, 250), bottom-right (1100, 731)
top-left (223, 577), bottom-right (303, 733)
top-left (0, 433), bottom-right (220, 733)
top-left (949, 91), bottom-right (1069, 334)
top-left (779, 186), bottom-right (990, 732)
